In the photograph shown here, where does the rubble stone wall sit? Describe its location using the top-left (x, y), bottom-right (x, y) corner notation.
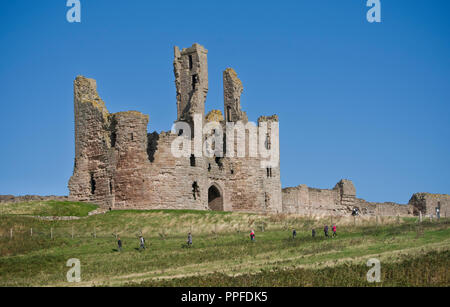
top-left (282, 179), bottom-right (415, 217)
top-left (408, 193), bottom-right (450, 217)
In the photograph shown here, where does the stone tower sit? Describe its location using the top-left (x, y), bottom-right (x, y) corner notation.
top-left (68, 44), bottom-right (283, 214)
top-left (173, 43), bottom-right (209, 125)
top-left (335, 179), bottom-right (356, 208)
top-left (223, 68), bottom-right (248, 123)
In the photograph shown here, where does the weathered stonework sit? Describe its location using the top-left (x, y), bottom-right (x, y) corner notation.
top-left (67, 43), bottom-right (447, 217)
top-left (408, 193), bottom-right (450, 217)
top-left (174, 44), bottom-right (209, 125)
top-left (69, 43), bottom-right (282, 213)
top-left (223, 68), bottom-right (248, 123)
top-left (282, 179), bottom-right (416, 217)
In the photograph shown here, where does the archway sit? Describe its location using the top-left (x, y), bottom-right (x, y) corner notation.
top-left (208, 185), bottom-right (223, 211)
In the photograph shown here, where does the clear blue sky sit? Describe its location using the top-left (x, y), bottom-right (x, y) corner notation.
top-left (0, 0), bottom-right (449, 203)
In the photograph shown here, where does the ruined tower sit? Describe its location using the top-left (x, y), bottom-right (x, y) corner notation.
top-left (173, 43), bottom-right (209, 125)
top-left (66, 43), bottom-right (445, 218)
top-left (69, 76), bottom-right (150, 208)
top-left (69, 76), bottom-right (114, 204)
top-left (223, 68), bottom-right (248, 123)
top-left (69, 43), bottom-right (283, 214)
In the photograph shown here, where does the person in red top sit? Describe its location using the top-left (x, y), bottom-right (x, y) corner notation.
top-left (250, 230), bottom-right (255, 242)
top-left (332, 224), bottom-right (337, 237)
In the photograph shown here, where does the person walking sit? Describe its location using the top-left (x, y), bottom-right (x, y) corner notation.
top-left (332, 224), bottom-right (337, 238)
top-left (312, 228), bottom-right (316, 238)
top-left (250, 230), bottom-right (255, 242)
top-left (187, 232), bottom-right (193, 247)
top-left (139, 235), bottom-right (146, 251)
top-left (324, 225), bottom-right (329, 238)
top-left (292, 229), bottom-right (297, 239)
top-left (117, 236), bottom-right (122, 252)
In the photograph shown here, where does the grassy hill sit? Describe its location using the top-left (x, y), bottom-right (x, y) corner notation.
top-left (0, 201), bottom-right (448, 287)
top-left (0, 200), bottom-right (97, 217)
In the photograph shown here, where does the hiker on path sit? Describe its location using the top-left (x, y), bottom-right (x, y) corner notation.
top-left (250, 230), bottom-right (255, 242)
top-left (324, 225), bottom-right (329, 238)
top-left (292, 229), bottom-right (297, 239)
top-left (187, 232), bottom-right (193, 247)
top-left (312, 228), bottom-right (316, 238)
top-left (139, 235), bottom-right (146, 251)
top-left (332, 224), bottom-right (337, 237)
top-left (117, 236), bottom-right (122, 252)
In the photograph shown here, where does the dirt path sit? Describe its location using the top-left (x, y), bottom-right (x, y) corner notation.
top-left (56, 239), bottom-right (450, 287)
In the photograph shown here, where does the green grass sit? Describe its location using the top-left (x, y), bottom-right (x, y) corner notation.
top-left (0, 201), bottom-right (448, 287)
top-left (127, 250), bottom-right (450, 287)
top-left (0, 200), bottom-right (98, 217)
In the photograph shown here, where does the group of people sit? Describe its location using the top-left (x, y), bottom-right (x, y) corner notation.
top-left (116, 232), bottom-right (193, 252)
top-left (116, 235), bottom-right (147, 252)
top-left (323, 224), bottom-right (337, 238)
top-left (300, 224), bottom-right (337, 239)
top-left (115, 226), bottom-right (338, 252)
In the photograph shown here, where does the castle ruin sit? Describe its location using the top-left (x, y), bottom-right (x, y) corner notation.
top-left (68, 44), bottom-right (282, 213)
top-left (68, 43), bottom-right (449, 217)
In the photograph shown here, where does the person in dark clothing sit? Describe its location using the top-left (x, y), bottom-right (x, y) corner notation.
top-left (324, 225), bottom-right (329, 238)
top-left (187, 232), bottom-right (193, 247)
top-left (292, 229), bottom-right (297, 239)
top-left (312, 228), bottom-right (316, 238)
top-left (117, 236), bottom-right (122, 252)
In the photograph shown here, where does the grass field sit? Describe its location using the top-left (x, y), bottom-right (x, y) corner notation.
top-left (0, 201), bottom-right (448, 287)
top-left (0, 200), bottom-right (97, 217)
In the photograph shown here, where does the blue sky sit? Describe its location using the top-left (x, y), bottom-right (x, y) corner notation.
top-left (0, 0), bottom-right (449, 203)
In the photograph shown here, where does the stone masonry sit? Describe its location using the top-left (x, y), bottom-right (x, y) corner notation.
top-left (68, 43), bottom-right (447, 216)
top-left (282, 179), bottom-right (449, 217)
top-left (69, 43), bottom-right (282, 213)
top-left (408, 193), bottom-right (450, 218)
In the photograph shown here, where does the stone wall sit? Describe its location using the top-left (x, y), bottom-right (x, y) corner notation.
top-left (408, 193), bottom-right (450, 217)
top-left (174, 44), bottom-right (208, 125)
top-left (68, 43), bottom-right (282, 213)
top-left (355, 199), bottom-right (413, 216)
top-left (282, 185), bottom-right (343, 216)
top-left (66, 43), bottom-right (446, 217)
top-left (223, 68), bottom-right (248, 123)
top-left (282, 179), bottom-right (414, 217)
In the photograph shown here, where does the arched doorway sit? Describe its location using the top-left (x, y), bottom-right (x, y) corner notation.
top-left (208, 185), bottom-right (223, 211)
